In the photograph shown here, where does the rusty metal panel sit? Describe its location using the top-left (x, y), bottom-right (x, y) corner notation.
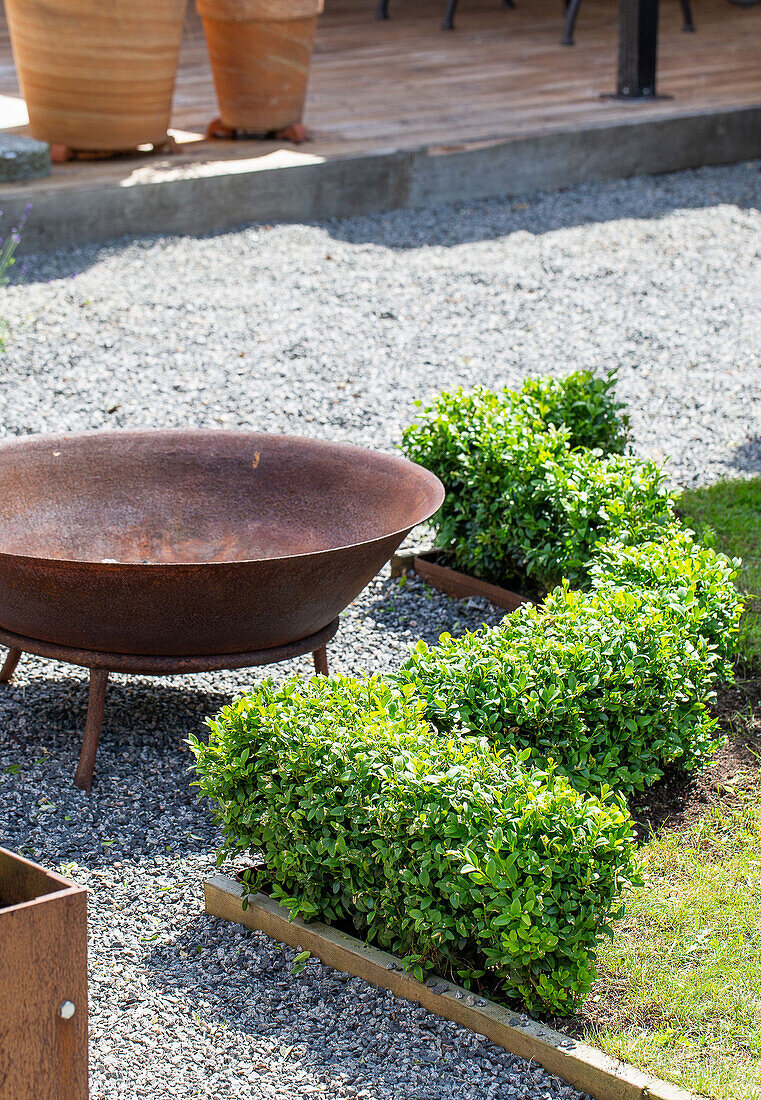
top-left (0, 849), bottom-right (88, 1100)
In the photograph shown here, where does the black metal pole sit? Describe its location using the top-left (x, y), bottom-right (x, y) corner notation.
top-left (617, 0), bottom-right (660, 98)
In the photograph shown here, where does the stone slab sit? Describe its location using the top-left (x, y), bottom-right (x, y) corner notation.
top-left (0, 135), bottom-right (50, 183)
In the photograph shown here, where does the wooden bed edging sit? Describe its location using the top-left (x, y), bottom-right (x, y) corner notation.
top-left (205, 873), bottom-right (699, 1100)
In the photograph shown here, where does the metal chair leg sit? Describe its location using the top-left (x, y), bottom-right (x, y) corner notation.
top-left (562, 0), bottom-right (583, 44)
top-left (0, 647), bottom-right (22, 683)
top-left (564, 0), bottom-right (693, 44)
top-left (73, 668), bottom-right (109, 794)
top-left (313, 646), bottom-right (329, 676)
top-left (379, 0), bottom-right (513, 29)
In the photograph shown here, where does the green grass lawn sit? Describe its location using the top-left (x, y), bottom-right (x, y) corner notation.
top-left (679, 479), bottom-right (761, 669)
top-left (583, 766), bottom-right (761, 1100)
top-left (575, 478), bottom-right (761, 1099)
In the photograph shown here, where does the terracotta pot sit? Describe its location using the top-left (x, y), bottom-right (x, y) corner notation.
top-left (4, 0), bottom-right (188, 152)
top-left (197, 0), bottom-right (324, 133)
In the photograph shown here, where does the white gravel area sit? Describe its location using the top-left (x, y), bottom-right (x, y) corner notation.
top-left (1, 159), bottom-right (761, 1099)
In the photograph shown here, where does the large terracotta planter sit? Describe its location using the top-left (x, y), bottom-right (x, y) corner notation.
top-left (0, 848), bottom-right (88, 1099)
top-left (197, 0), bottom-right (324, 136)
top-left (4, 0), bottom-right (188, 154)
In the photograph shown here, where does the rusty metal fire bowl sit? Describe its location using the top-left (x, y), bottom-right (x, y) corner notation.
top-left (0, 429), bottom-right (444, 790)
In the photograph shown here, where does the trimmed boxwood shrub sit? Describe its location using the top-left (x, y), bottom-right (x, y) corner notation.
top-left (395, 579), bottom-right (725, 794)
top-left (191, 675), bottom-right (639, 1014)
top-left (402, 397), bottom-right (562, 590)
top-left (511, 449), bottom-right (676, 590)
top-left (588, 525), bottom-right (742, 677)
top-left (193, 377), bottom-right (744, 1017)
top-left (401, 378), bottom-right (674, 591)
top-left (517, 369), bottom-right (630, 455)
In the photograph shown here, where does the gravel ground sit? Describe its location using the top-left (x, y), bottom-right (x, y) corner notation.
top-left (1, 159), bottom-right (761, 1098)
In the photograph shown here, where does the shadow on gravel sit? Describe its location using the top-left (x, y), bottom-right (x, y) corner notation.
top-left (321, 161), bottom-right (761, 250)
top-left (360, 575), bottom-right (504, 646)
top-left (0, 674), bottom-right (234, 754)
top-left (730, 437), bottom-right (761, 474)
top-left (0, 675), bottom-right (238, 861)
top-left (12, 160), bottom-right (761, 282)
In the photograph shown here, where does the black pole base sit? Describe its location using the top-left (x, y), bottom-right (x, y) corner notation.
top-left (617, 0), bottom-right (660, 98)
top-left (601, 91), bottom-right (673, 101)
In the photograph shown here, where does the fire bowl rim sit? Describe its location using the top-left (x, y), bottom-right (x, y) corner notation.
top-left (0, 427), bottom-right (445, 568)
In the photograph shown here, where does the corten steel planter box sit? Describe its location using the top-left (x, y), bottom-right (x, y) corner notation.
top-left (393, 549), bottom-right (536, 612)
top-left (0, 848), bottom-right (88, 1100)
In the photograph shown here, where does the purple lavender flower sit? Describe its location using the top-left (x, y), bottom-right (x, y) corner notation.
top-left (0, 202), bottom-right (30, 285)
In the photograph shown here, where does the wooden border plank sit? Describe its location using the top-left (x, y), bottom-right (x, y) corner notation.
top-left (205, 874), bottom-right (700, 1100)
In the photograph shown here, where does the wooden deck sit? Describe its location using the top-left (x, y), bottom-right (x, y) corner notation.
top-left (1, 0), bottom-right (760, 248)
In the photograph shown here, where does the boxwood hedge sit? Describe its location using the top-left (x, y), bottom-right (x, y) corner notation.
top-left (588, 524), bottom-right (742, 678)
top-left (517, 369), bottom-right (630, 455)
top-left (191, 676), bottom-right (639, 1014)
top-left (401, 374), bottom-right (673, 591)
top-left (193, 378), bottom-right (743, 1016)
top-left (396, 571), bottom-right (733, 794)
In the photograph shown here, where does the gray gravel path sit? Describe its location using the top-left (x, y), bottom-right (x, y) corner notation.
top-left (2, 159), bottom-right (761, 1099)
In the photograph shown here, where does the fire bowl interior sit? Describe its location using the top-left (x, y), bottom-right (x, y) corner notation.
top-left (0, 430), bottom-right (444, 655)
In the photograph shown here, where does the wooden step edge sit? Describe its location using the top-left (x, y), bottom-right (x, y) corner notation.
top-left (204, 874), bottom-right (701, 1100)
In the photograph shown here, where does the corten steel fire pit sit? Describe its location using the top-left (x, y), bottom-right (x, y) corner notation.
top-left (0, 430), bottom-right (444, 791)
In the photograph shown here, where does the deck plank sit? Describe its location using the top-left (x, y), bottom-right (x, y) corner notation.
top-left (0, 0), bottom-right (758, 192)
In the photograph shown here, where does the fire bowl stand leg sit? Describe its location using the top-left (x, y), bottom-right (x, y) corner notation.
top-left (313, 645), bottom-right (329, 676)
top-left (0, 646), bottom-right (22, 682)
top-left (0, 619), bottom-right (339, 793)
top-left (73, 669), bottom-right (109, 794)
top-left (72, 648), bottom-right (329, 793)
top-left (0, 646), bottom-right (108, 792)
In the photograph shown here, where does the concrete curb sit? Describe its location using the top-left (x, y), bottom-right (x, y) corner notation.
top-left (1, 102), bottom-right (760, 251)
